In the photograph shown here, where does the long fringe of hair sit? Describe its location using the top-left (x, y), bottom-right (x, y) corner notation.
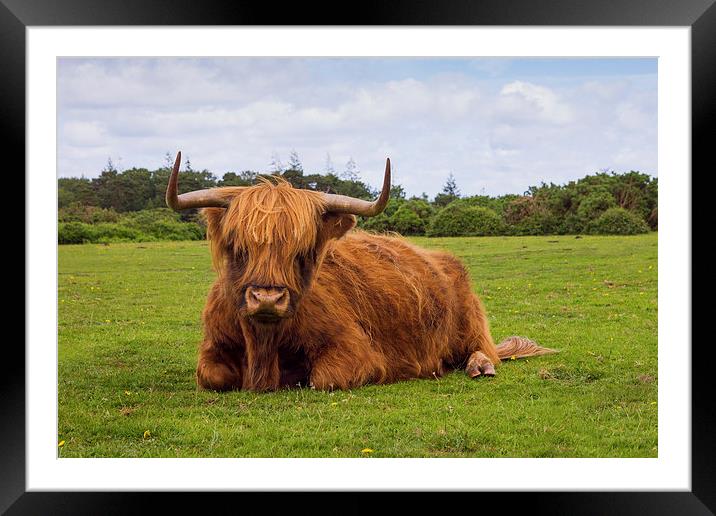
top-left (203, 177), bottom-right (327, 277)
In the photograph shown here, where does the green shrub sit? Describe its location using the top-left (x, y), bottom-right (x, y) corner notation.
top-left (587, 207), bottom-right (650, 235)
top-left (503, 196), bottom-right (537, 225)
top-left (503, 196), bottom-right (563, 235)
top-left (391, 206), bottom-right (426, 235)
top-left (428, 204), bottom-right (504, 237)
top-left (383, 198), bottom-right (405, 217)
top-left (145, 219), bottom-right (205, 241)
top-left (511, 211), bottom-right (563, 236)
top-left (371, 199), bottom-right (434, 236)
top-left (560, 213), bottom-right (587, 235)
top-left (90, 223), bottom-right (152, 243)
top-left (576, 190), bottom-right (617, 222)
top-left (360, 198), bottom-right (407, 233)
top-left (59, 203), bottom-right (120, 224)
top-left (455, 195), bottom-right (513, 215)
top-left (118, 208), bottom-right (183, 228)
top-left (58, 208), bottom-right (206, 244)
top-left (119, 208), bottom-right (205, 241)
top-left (360, 213), bottom-right (393, 233)
top-left (58, 222), bottom-right (96, 244)
top-left (400, 199), bottom-right (434, 220)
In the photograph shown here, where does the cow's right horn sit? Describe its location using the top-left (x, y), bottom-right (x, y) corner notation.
top-left (166, 151), bottom-right (231, 211)
top-left (321, 158), bottom-right (391, 217)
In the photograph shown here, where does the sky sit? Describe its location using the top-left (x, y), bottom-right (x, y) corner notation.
top-left (57, 57), bottom-right (657, 198)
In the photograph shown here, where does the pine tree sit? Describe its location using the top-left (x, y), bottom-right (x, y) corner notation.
top-left (287, 149), bottom-right (303, 172)
top-left (103, 157), bottom-right (117, 173)
top-left (324, 152), bottom-right (335, 174)
top-left (434, 172), bottom-right (461, 207)
top-left (443, 172), bottom-right (460, 197)
top-left (269, 153), bottom-right (284, 174)
top-left (342, 157), bottom-right (359, 181)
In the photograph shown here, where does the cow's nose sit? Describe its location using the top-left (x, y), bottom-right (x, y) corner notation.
top-left (251, 288), bottom-right (287, 306)
top-left (245, 286), bottom-right (290, 319)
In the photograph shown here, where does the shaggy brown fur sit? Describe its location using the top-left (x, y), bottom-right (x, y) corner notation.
top-left (194, 178), bottom-right (553, 392)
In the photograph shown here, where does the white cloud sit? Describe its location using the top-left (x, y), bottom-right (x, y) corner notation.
top-left (62, 121), bottom-right (108, 147)
top-left (57, 59), bottom-right (656, 197)
top-left (496, 80), bottom-right (574, 125)
top-left (615, 101), bottom-right (652, 130)
top-left (581, 79), bottom-right (628, 100)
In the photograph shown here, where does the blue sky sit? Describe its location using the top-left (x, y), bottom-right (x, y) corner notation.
top-left (57, 57), bottom-right (657, 197)
top-left (306, 57), bottom-right (656, 81)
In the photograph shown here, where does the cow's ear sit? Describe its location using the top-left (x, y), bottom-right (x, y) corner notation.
top-left (202, 207), bottom-right (226, 238)
top-left (321, 212), bottom-right (356, 241)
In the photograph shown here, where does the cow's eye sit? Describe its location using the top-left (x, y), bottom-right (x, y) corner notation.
top-left (296, 252), bottom-right (315, 283)
top-left (296, 254), bottom-right (307, 271)
top-left (229, 247), bottom-right (248, 267)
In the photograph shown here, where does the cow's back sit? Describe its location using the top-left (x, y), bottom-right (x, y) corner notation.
top-left (296, 230), bottom-right (479, 381)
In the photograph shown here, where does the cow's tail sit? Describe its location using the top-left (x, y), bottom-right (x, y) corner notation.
top-left (495, 336), bottom-right (557, 361)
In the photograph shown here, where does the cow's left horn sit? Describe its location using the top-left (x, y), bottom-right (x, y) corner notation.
top-left (166, 151), bottom-right (231, 211)
top-left (321, 158), bottom-right (391, 217)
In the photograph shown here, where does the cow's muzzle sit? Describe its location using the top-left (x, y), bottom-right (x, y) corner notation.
top-left (245, 286), bottom-right (291, 322)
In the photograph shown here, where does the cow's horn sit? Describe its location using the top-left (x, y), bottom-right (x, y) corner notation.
top-left (321, 158), bottom-right (391, 217)
top-left (166, 151), bottom-right (231, 211)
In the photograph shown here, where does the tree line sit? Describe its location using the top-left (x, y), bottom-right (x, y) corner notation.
top-left (58, 152), bottom-right (375, 213)
top-left (58, 152), bottom-right (657, 244)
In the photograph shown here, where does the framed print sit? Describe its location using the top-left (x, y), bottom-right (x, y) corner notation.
top-left (6, 0), bottom-right (713, 513)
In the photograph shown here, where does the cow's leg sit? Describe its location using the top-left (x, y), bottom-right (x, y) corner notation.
top-left (461, 295), bottom-right (500, 365)
top-left (438, 254), bottom-right (500, 369)
top-left (466, 350), bottom-right (496, 378)
top-left (445, 302), bottom-right (500, 374)
top-left (196, 342), bottom-right (243, 391)
top-left (243, 345), bottom-right (281, 392)
top-left (309, 337), bottom-right (387, 391)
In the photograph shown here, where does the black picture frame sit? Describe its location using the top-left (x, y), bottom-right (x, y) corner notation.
top-left (5, 0), bottom-right (711, 514)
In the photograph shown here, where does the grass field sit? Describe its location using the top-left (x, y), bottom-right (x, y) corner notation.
top-left (58, 233), bottom-right (658, 458)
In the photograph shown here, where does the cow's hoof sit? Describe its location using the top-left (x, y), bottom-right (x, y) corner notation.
top-left (466, 351), bottom-right (496, 378)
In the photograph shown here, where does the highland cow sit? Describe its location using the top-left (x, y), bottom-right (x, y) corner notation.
top-left (166, 152), bottom-right (555, 392)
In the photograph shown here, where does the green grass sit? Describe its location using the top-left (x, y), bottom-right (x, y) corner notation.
top-left (58, 233), bottom-right (658, 458)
